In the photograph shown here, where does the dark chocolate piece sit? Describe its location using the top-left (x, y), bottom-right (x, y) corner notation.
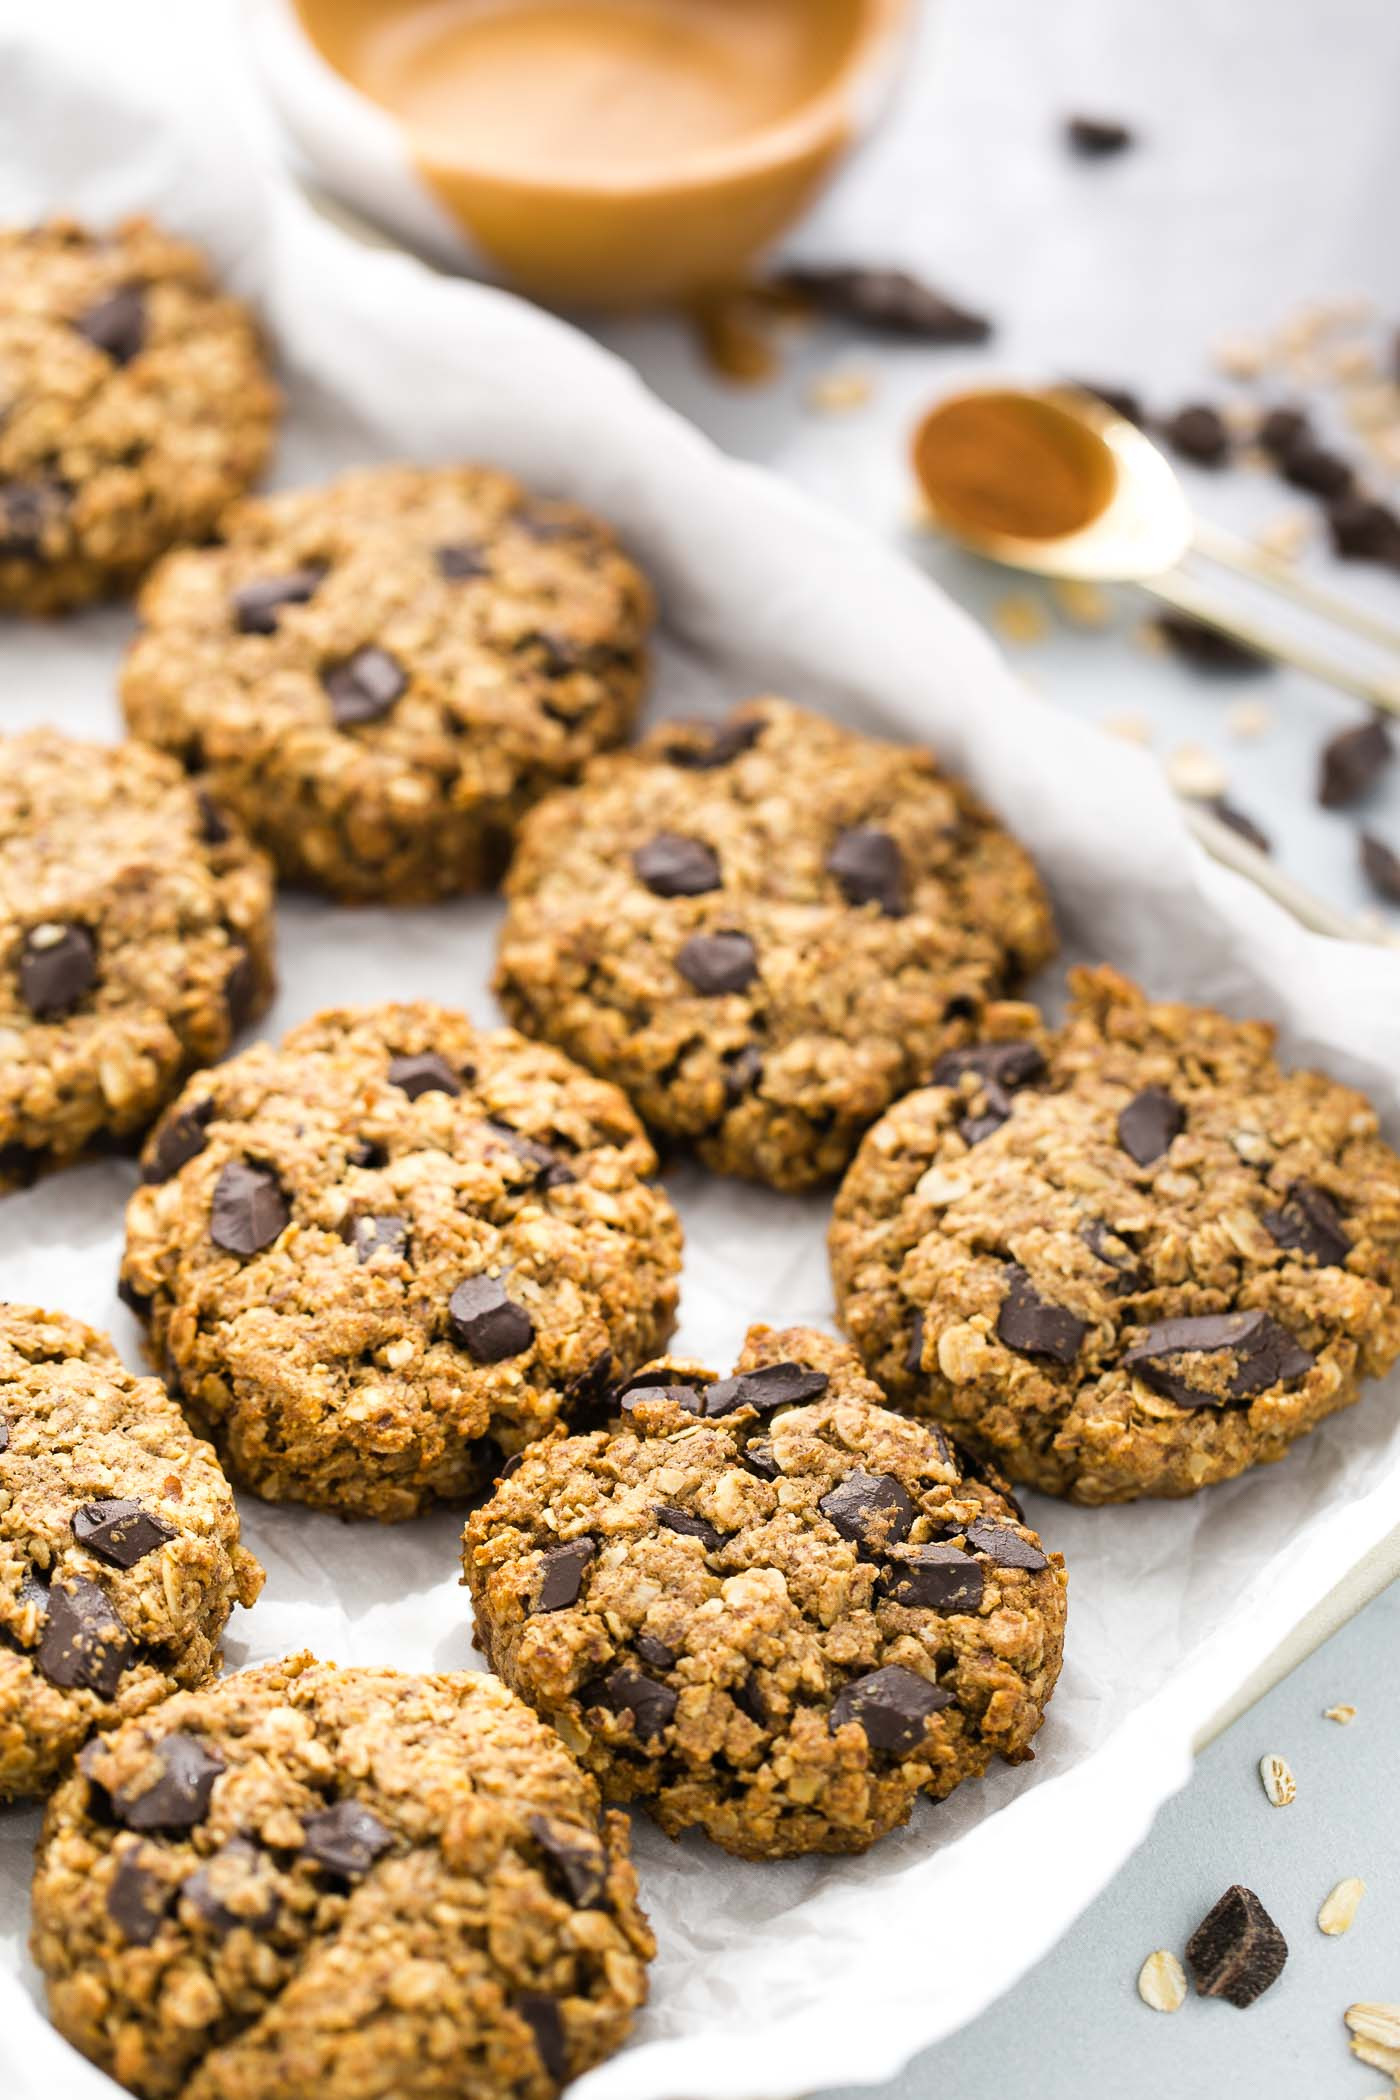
top-left (1262, 1182), bottom-right (1350, 1267)
top-left (1185, 1884), bottom-right (1287, 2008)
top-left (112, 1733), bottom-right (225, 1831)
top-left (447, 1275), bottom-right (534, 1361)
top-left (818, 1471), bottom-right (916, 1555)
top-left (534, 1538), bottom-right (595, 1612)
top-left (1116, 1086), bottom-right (1184, 1166)
top-left (71, 1499), bottom-right (174, 1569)
top-left (528, 1814), bottom-right (607, 1908)
top-left (1123, 1310), bottom-right (1313, 1406)
top-left (829, 1665), bottom-right (953, 1753)
top-left (300, 1799), bottom-right (394, 1878)
top-left (996, 1265), bottom-right (1087, 1364)
top-left (210, 1160), bottom-right (289, 1257)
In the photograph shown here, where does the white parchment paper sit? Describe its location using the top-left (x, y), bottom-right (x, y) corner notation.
top-left (3, 10), bottom-right (1400, 2099)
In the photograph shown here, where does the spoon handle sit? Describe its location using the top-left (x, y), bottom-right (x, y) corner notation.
top-left (1191, 517), bottom-right (1400, 655)
top-left (1141, 568), bottom-right (1400, 718)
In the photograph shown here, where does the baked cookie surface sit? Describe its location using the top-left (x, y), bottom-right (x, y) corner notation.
top-left (493, 698), bottom-right (1055, 1189)
top-left (464, 1324), bottom-right (1066, 1859)
top-left (120, 465), bottom-right (653, 901)
top-left (121, 1003), bottom-right (683, 1520)
top-left (830, 966), bottom-right (1400, 1503)
top-left (0, 216), bottom-right (276, 613)
top-left (31, 1652), bottom-right (653, 2100)
top-left (0, 1303), bottom-right (262, 1801)
top-left (1, 729), bottom-right (275, 1189)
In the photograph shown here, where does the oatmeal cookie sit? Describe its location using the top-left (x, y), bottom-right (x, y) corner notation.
top-left (0, 1303), bottom-right (262, 1801)
top-left (494, 698), bottom-right (1055, 1189)
top-left (31, 1652), bottom-right (652, 2100)
top-left (120, 1003), bottom-right (682, 1520)
top-left (464, 1324), bottom-right (1066, 1859)
top-left (0, 216), bottom-right (276, 614)
top-left (830, 965), bottom-right (1400, 1503)
top-left (120, 464), bottom-right (653, 901)
top-left (1, 729), bottom-right (274, 1190)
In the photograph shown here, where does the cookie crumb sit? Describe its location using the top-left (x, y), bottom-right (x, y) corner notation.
top-left (1318, 1878), bottom-right (1365, 1936)
top-left (1166, 743), bottom-right (1229, 800)
top-left (1259, 1751), bottom-right (1296, 1806)
top-left (804, 367), bottom-right (875, 415)
top-left (1050, 578), bottom-right (1112, 628)
top-left (1137, 1949), bottom-right (1186, 2012)
top-left (992, 593), bottom-right (1050, 646)
top-left (1214, 335), bottom-right (1269, 381)
top-left (1225, 699), bottom-right (1275, 740)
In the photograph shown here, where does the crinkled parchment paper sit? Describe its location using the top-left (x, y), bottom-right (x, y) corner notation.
top-left (2, 11), bottom-right (1399, 2099)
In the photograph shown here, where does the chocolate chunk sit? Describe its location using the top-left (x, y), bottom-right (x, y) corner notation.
top-left (19, 922), bottom-right (97, 1017)
top-left (1066, 114), bottom-right (1134, 156)
top-left (448, 1275), bottom-right (535, 1361)
top-left (196, 791), bottom-right (231, 846)
top-left (1161, 405), bottom-right (1230, 466)
top-left (1123, 1309), bottom-right (1314, 1406)
top-left (703, 1361), bottom-right (829, 1418)
top-left (323, 645), bottom-right (407, 727)
top-left (513, 1994), bottom-right (567, 2083)
top-left (113, 1733), bottom-right (225, 1830)
top-left (73, 283), bottom-right (146, 365)
top-left (231, 566), bottom-right (324, 634)
top-left (829, 1664), bottom-right (953, 1753)
top-left (732, 1672), bottom-right (767, 1725)
top-left (210, 1160), bottom-right (289, 1257)
top-left (662, 716), bottom-right (764, 770)
top-left (1081, 1218), bottom-right (1145, 1291)
top-left (881, 1543), bottom-right (985, 1612)
top-left (387, 1050), bottom-right (461, 1098)
top-left (778, 266), bottom-right (992, 344)
top-left (300, 1799), bottom-right (394, 1878)
top-left (1185, 1884), bottom-right (1288, 2008)
top-left (1073, 380), bottom-right (1144, 426)
top-left (529, 1814), bottom-right (607, 1907)
top-left (106, 1849), bottom-right (169, 1945)
top-left (0, 478), bottom-right (66, 557)
top-left (1361, 831), bottom-right (1400, 903)
top-left (933, 1041), bottom-right (1046, 1094)
top-left (224, 946), bottom-right (258, 1031)
top-left (534, 1538), bottom-right (595, 1612)
top-left (1326, 493), bottom-right (1400, 564)
top-left (634, 1632), bottom-right (677, 1671)
top-left (905, 1312), bottom-right (927, 1377)
top-left (618, 1382), bottom-right (706, 1416)
top-left (949, 1438), bottom-right (1025, 1520)
top-left (818, 1471), bottom-right (916, 1555)
top-left (36, 1578), bottom-right (133, 1696)
top-left (116, 1276), bottom-right (151, 1319)
top-left (1209, 798), bottom-right (1271, 855)
top-left (827, 828), bottom-right (906, 914)
top-left (656, 1506), bottom-right (726, 1552)
top-left (1319, 717), bottom-right (1392, 808)
top-left (485, 1121), bottom-right (576, 1188)
top-left (71, 1498), bottom-right (175, 1569)
top-left (997, 1266), bottom-right (1087, 1364)
top-left (1280, 441), bottom-right (1353, 499)
top-left (1257, 405), bottom-right (1312, 459)
top-left (143, 1098), bottom-right (215, 1183)
top-left (1263, 1181), bottom-right (1350, 1267)
top-left (182, 1838), bottom-right (279, 1935)
top-left (634, 833), bottom-right (722, 898)
top-left (677, 931), bottom-right (758, 996)
top-left (435, 542), bottom-right (491, 580)
top-left (1117, 1086), bottom-right (1184, 1166)
top-left (588, 1668), bottom-right (677, 1741)
top-left (342, 1213), bottom-right (410, 1264)
top-left (346, 1138), bottom-right (388, 1170)
top-left (1155, 611), bottom-right (1265, 672)
top-left (965, 1517), bottom-right (1049, 1572)
top-left (741, 1437), bottom-right (780, 1480)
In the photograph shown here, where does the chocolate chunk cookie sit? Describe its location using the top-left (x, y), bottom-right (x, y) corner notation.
top-left (0, 217), bottom-right (276, 614)
top-left (1, 730), bottom-right (275, 1189)
top-left (120, 464), bottom-right (653, 901)
top-left (31, 1652), bottom-right (652, 2100)
top-left (464, 1325), bottom-right (1066, 1858)
top-left (494, 699), bottom-right (1056, 1190)
top-left (120, 1003), bottom-right (682, 1519)
top-left (0, 1303), bottom-right (262, 1801)
top-left (830, 966), bottom-right (1400, 1503)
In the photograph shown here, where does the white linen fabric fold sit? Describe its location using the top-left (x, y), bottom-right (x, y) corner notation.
top-left (1, 11), bottom-right (1398, 2099)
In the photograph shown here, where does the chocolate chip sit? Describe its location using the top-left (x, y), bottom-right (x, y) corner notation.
top-left (448, 1275), bottom-right (534, 1361)
top-left (210, 1161), bottom-right (289, 1257)
top-left (662, 716), bottom-right (764, 770)
top-left (1155, 612), bottom-right (1266, 672)
top-left (905, 1312), bottom-right (927, 1377)
top-left (534, 1538), bottom-right (595, 1612)
top-left (722, 1043), bottom-right (764, 1100)
top-left (829, 1664), bottom-right (953, 1754)
top-left (143, 1098), bottom-right (214, 1183)
top-left (35, 1578), bottom-right (133, 1696)
top-left (655, 1506), bottom-right (726, 1552)
top-left (1209, 798), bottom-right (1271, 855)
top-left (1066, 114), bottom-right (1134, 155)
top-left (561, 1348), bottom-right (616, 1425)
top-left (1361, 831), bottom-right (1400, 902)
top-left (71, 1499), bottom-right (175, 1569)
top-left (73, 283), bottom-right (146, 365)
top-left (1326, 493), bottom-right (1400, 564)
top-left (224, 946), bottom-right (258, 1032)
top-left (484, 1121), bottom-right (576, 1188)
top-left (1073, 380), bottom-right (1144, 426)
top-left (1123, 1310), bottom-right (1314, 1406)
top-left (732, 1672), bottom-right (767, 1725)
top-left (677, 931), bottom-right (758, 996)
top-left (587, 1667), bottom-right (677, 1741)
top-left (182, 1838), bottom-right (279, 1935)
top-left (387, 1050), bottom-right (461, 1098)
top-left (778, 266), bottom-right (992, 343)
top-left (113, 1733), bottom-right (224, 1830)
top-left (818, 1471), bottom-right (916, 1556)
top-left (529, 1814), bottom-right (607, 1907)
top-left (0, 478), bottom-right (66, 558)
top-left (1185, 1884), bottom-right (1288, 2008)
top-left (1280, 441), bottom-right (1353, 499)
top-left (346, 1138), bottom-right (388, 1170)
top-left (618, 1382), bottom-right (706, 1416)
top-left (323, 645), bottom-right (407, 727)
top-left (634, 833), bottom-right (722, 897)
top-left (965, 1517), bottom-right (1049, 1572)
top-left (513, 1994), bottom-right (567, 2083)
top-left (1257, 405), bottom-right (1312, 459)
top-left (826, 828), bottom-right (906, 914)
top-left (742, 1437), bottom-right (780, 1480)
top-left (880, 1543), bottom-right (985, 1612)
top-left (106, 1849), bottom-right (169, 1945)
top-left (703, 1361), bottom-right (829, 1418)
top-left (300, 1799), bottom-right (394, 1878)
top-left (19, 922), bottom-right (97, 1017)
top-left (435, 543), bottom-right (491, 580)
top-left (933, 1042), bottom-right (1046, 1094)
top-left (1081, 1218), bottom-right (1145, 1292)
top-left (996, 1266), bottom-right (1086, 1364)
top-left (634, 1632), bottom-right (677, 1670)
top-left (231, 566), bottom-right (324, 634)
top-left (196, 791), bottom-right (231, 846)
top-left (1263, 1182), bottom-right (1350, 1267)
top-left (342, 1213), bottom-right (410, 1263)
top-left (1161, 404), bottom-right (1230, 466)
top-left (1117, 1086), bottom-right (1184, 1166)
top-left (1319, 717), bottom-right (1392, 808)
top-left (949, 1439), bottom-right (1025, 1520)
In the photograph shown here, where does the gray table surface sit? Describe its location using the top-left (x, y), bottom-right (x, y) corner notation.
top-left (589, 1), bottom-right (1400, 2091)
